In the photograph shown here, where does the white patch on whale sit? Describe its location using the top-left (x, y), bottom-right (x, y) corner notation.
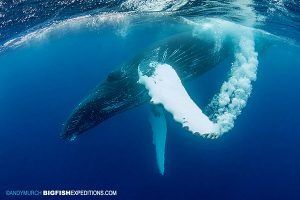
top-left (138, 62), bottom-right (217, 137)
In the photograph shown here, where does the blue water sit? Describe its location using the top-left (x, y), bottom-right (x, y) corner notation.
top-left (1, 1), bottom-right (300, 199)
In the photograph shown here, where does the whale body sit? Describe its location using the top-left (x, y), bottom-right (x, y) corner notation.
top-left (61, 32), bottom-right (230, 140)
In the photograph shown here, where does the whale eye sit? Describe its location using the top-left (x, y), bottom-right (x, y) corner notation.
top-left (106, 70), bottom-right (124, 82)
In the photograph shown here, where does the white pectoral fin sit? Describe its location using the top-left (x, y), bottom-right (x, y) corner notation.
top-left (149, 105), bottom-right (167, 175)
top-left (139, 62), bottom-right (219, 138)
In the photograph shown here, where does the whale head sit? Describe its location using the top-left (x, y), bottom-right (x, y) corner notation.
top-left (61, 67), bottom-right (147, 140)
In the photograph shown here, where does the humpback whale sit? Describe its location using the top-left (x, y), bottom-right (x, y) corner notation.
top-left (60, 16), bottom-right (261, 175)
top-left (62, 32), bottom-right (230, 140)
top-left (61, 31), bottom-right (234, 174)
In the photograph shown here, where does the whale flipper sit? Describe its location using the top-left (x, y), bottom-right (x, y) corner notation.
top-left (149, 105), bottom-right (167, 175)
top-left (139, 63), bottom-right (218, 138)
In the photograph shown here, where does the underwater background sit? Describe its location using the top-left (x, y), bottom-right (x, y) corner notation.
top-left (0, 0), bottom-right (300, 199)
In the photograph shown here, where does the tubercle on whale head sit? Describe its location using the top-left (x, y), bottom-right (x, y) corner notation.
top-left (60, 131), bottom-right (78, 141)
top-left (61, 96), bottom-right (116, 141)
top-left (60, 105), bottom-right (92, 141)
top-left (61, 108), bottom-right (105, 141)
top-left (60, 96), bottom-right (95, 140)
top-left (60, 114), bottom-right (83, 141)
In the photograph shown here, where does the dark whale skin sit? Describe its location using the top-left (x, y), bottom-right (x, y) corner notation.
top-left (61, 32), bottom-right (230, 140)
